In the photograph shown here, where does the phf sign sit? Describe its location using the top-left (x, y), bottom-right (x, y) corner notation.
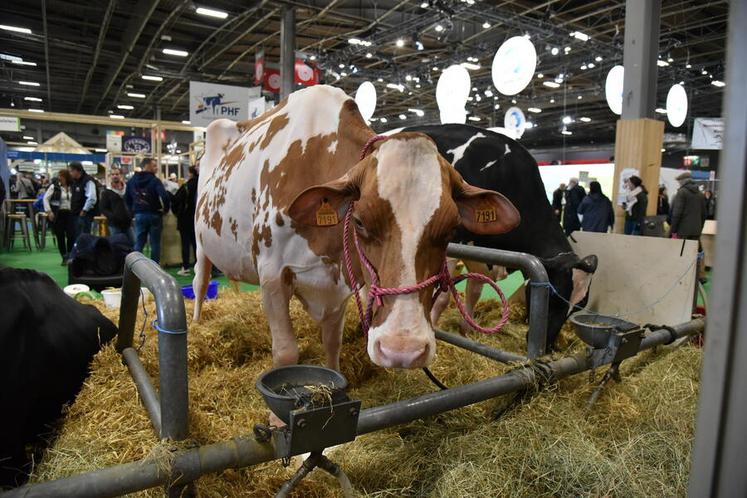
top-left (189, 81), bottom-right (261, 127)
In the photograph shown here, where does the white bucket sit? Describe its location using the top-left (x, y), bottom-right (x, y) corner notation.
top-left (102, 288), bottom-right (122, 309)
top-left (63, 284), bottom-right (90, 298)
top-left (101, 287), bottom-right (152, 309)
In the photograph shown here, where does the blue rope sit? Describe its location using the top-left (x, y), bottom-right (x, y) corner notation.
top-left (151, 319), bottom-right (187, 335)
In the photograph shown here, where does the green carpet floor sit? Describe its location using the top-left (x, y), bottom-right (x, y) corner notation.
top-left (0, 234), bottom-right (524, 301)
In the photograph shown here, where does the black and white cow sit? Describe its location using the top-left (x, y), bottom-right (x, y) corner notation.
top-left (0, 267), bottom-right (118, 487)
top-left (404, 124), bottom-right (597, 350)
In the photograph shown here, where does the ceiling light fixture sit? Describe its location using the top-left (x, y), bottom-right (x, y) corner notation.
top-left (110, 114), bottom-right (125, 119)
top-left (380, 117), bottom-right (388, 123)
top-left (399, 114), bottom-right (407, 120)
top-left (0, 25), bottom-right (32, 34)
top-left (655, 108), bottom-right (667, 114)
top-left (162, 48), bottom-right (189, 57)
top-left (117, 104), bottom-right (134, 110)
top-left (579, 117), bottom-right (591, 122)
top-left (27, 109), bottom-right (44, 113)
top-left (12, 60), bottom-right (37, 66)
top-left (19, 81), bottom-right (40, 86)
top-left (542, 81), bottom-right (560, 88)
top-left (562, 116), bottom-right (573, 124)
top-left (711, 80), bottom-right (725, 87)
top-left (396, 39), bottom-right (405, 47)
top-left (468, 116), bottom-right (480, 121)
top-left (196, 7), bottom-right (228, 19)
top-left (482, 22), bottom-right (491, 29)
top-left (142, 75), bottom-right (163, 81)
top-left (657, 59), bottom-right (669, 67)
top-left (551, 47), bottom-right (559, 55)
top-left (182, 120), bottom-right (191, 125)
top-left (408, 108), bottom-right (425, 116)
top-left (24, 96), bottom-right (42, 102)
top-left (570, 31), bottom-right (590, 41)
top-left (527, 107), bottom-right (542, 113)
top-left (435, 24), bottom-right (444, 32)
top-left (127, 92), bottom-right (146, 98)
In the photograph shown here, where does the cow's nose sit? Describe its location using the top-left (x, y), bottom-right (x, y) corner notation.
top-left (374, 336), bottom-right (430, 368)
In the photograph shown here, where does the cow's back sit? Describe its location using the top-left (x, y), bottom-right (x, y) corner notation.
top-left (195, 85), bottom-right (369, 284)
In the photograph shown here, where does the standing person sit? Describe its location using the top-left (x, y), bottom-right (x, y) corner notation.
top-left (562, 177), bottom-right (586, 236)
top-left (43, 170), bottom-right (76, 264)
top-left (15, 172), bottom-right (35, 199)
top-left (622, 175), bottom-right (648, 235)
top-left (125, 158), bottom-right (170, 263)
top-left (163, 173), bottom-right (179, 196)
top-left (173, 166), bottom-right (199, 276)
top-left (551, 183), bottom-right (566, 222)
top-left (99, 167), bottom-right (134, 246)
top-left (703, 190), bottom-right (716, 220)
top-left (657, 186), bottom-right (671, 221)
top-left (577, 181), bottom-right (614, 233)
top-left (68, 161), bottom-right (97, 239)
top-left (670, 172), bottom-right (706, 242)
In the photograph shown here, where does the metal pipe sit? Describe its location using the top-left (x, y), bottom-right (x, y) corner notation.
top-left (116, 252), bottom-right (189, 441)
top-left (446, 243), bottom-right (550, 358)
top-left (358, 318), bottom-right (704, 435)
top-left (435, 329), bottom-right (528, 364)
top-left (2, 437), bottom-right (275, 498)
top-left (280, 7), bottom-right (296, 99)
top-left (122, 348), bottom-right (161, 433)
top-left (5, 319), bottom-right (704, 498)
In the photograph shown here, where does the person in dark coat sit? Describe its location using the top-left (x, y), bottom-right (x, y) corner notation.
top-left (99, 167), bottom-right (133, 246)
top-left (551, 183), bottom-right (566, 221)
top-left (563, 178), bottom-right (586, 236)
top-left (657, 186), bottom-right (671, 222)
top-left (670, 171), bottom-right (707, 242)
top-left (623, 175), bottom-right (648, 235)
top-left (43, 170), bottom-right (76, 263)
top-left (173, 165), bottom-right (199, 276)
top-left (577, 181), bottom-right (614, 233)
top-left (68, 162), bottom-right (98, 240)
top-left (703, 190), bottom-right (716, 220)
top-left (125, 158), bottom-right (171, 264)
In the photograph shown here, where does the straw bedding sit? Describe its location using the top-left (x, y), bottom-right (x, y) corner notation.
top-left (30, 290), bottom-right (701, 497)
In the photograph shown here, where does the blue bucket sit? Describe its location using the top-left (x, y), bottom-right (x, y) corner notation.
top-left (181, 280), bottom-right (219, 300)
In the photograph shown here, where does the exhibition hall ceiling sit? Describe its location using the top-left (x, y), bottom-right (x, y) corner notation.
top-left (0, 0), bottom-right (729, 147)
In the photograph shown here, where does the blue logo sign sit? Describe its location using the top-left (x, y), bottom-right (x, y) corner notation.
top-left (194, 93), bottom-right (240, 117)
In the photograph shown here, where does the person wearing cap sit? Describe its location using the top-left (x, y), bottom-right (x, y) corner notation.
top-left (670, 171), bottom-right (706, 243)
top-left (563, 177), bottom-right (586, 236)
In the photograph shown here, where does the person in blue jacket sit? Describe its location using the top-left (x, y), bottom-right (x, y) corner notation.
top-left (125, 158), bottom-right (171, 263)
top-left (578, 181), bottom-right (615, 233)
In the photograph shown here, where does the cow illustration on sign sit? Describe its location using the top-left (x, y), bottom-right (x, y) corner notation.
top-left (194, 93), bottom-right (239, 115)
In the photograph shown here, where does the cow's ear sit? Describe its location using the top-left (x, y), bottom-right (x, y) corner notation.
top-left (288, 176), bottom-right (360, 227)
top-left (454, 181), bottom-right (520, 235)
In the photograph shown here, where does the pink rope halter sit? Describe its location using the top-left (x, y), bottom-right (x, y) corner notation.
top-left (342, 135), bottom-right (510, 336)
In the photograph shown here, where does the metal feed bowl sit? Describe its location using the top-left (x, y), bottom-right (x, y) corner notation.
top-left (569, 312), bottom-right (639, 349)
top-left (256, 365), bottom-right (349, 424)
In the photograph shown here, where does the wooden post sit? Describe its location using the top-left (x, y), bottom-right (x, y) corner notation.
top-left (611, 118), bottom-right (664, 232)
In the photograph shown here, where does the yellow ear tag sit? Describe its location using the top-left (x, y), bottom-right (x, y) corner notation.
top-left (316, 201), bottom-right (339, 226)
top-left (475, 208), bottom-right (497, 223)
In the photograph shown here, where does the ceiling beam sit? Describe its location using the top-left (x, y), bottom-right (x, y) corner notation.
top-left (78, 0), bottom-right (117, 112)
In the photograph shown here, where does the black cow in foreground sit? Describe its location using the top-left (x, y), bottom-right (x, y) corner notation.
top-left (405, 124), bottom-right (597, 350)
top-left (0, 267), bottom-right (117, 488)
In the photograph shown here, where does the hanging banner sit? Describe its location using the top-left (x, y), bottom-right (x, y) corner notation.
top-left (189, 81), bottom-right (261, 127)
top-left (255, 49), bottom-right (265, 85)
top-left (263, 68), bottom-right (281, 93)
top-left (294, 59), bottom-right (320, 86)
top-left (691, 117), bottom-right (724, 150)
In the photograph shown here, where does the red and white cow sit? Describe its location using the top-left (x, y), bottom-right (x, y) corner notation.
top-left (193, 85), bottom-right (519, 371)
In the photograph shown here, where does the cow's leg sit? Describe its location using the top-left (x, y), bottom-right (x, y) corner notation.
top-left (320, 305), bottom-right (346, 371)
top-left (261, 278), bottom-right (297, 428)
top-left (192, 244), bottom-right (213, 322)
top-left (429, 258), bottom-right (459, 326)
top-left (261, 278), bottom-right (298, 368)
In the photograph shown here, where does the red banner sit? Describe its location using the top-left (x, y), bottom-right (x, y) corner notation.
top-left (294, 59), bottom-right (319, 86)
top-left (263, 68), bottom-right (281, 93)
top-left (254, 49), bottom-right (264, 85)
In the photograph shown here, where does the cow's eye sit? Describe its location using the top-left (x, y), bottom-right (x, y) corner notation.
top-left (353, 217), bottom-right (369, 237)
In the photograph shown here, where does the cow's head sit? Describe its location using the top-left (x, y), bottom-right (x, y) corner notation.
top-left (289, 133), bottom-right (520, 368)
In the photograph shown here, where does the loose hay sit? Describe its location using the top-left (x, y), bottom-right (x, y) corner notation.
top-left (31, 291), bottom-right (701, 497)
